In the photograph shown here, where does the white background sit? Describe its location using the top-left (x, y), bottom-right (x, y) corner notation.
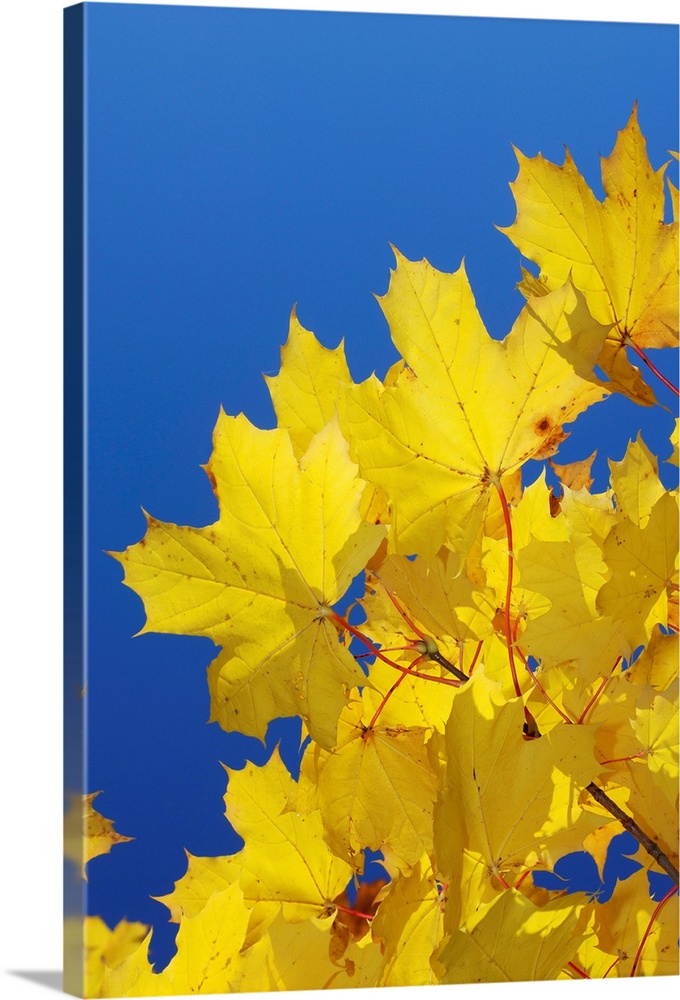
top-left (0, 1), bottom-right (677, 998)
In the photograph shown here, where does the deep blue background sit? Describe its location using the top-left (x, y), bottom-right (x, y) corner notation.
top-left (73, 2), bottom-right (678, 968)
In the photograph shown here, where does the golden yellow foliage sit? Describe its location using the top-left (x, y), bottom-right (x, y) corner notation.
top-left (64, 792), bottom-right (133, 881)
top-left (95, 109), bottom-right (678, 994)
top-left (500, 105), bottom-right (678, 405)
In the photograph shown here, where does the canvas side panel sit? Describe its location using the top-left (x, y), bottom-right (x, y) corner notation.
top-left (63, 3), bottom-right (85, 996)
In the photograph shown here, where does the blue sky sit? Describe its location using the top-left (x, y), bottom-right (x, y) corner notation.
top-left (68, 0), bottom-right (678, 972)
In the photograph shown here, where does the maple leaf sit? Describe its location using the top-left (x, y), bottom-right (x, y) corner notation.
top-left (260, 911), bottom-right (385, 990)
top-left (629, 684), bottom-right (678, 807)
top-left (592, 866), bottom-right (679, 977)
top-left (609, 433), bottom-right (666, 527)
top-left (77, 917), bottom-right (149, 999)
top-left (341, 251), bottom-right (608, 558)
top-left (550, 450), bottom-right (597, 492)
top-left (112, 414), bottom-right (384, 748)
top-left (153, 851), bottom-right (238, 922)
top-left (64, 791), bottom-right (133, 881)
top-left (434, 667), bottom-right (603, 905)
top-left (509, 480), bottom-right (623, 693)
top-left (314, 689), bottom-right (438, 872)
top-left (435, 891), bottom-right (589, 983)
top-left (500, 105), bottom-right (679, 404)
top-left (223, 749), bottom-right (353, 923)
top-left (365, 546), bottom-right (492, 649)
top-left (626, 625), bottom-right (678, 692)
top-left (597, 490), bottom-right (679, 651)
top-left (264, 309), bottom-right (352, 458)
top-left (99, 884), bottom-right (267, 997)
top-left (371, 856), bottom-right (445, 986)
top-left (154, 849), bottom-right (277, 950)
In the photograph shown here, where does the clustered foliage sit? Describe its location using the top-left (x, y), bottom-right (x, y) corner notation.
top-left (84, 108), bottom-right (678, 992)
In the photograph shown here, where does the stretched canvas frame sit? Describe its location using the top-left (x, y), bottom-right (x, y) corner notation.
top-left (64, 2), bottom-right (679, 995)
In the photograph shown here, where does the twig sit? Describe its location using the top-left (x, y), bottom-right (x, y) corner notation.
top-left (585, 782), bottom-right (679, 884)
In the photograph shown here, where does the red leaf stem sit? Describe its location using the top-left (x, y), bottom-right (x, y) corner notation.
top-left (578, 657), bottom-right (622, 724)
top-left (625, 337), bottom-right (679, 398)
top-left (367, 655), bottom-right (425, 729)
top-left (334, 902), bottom-right (376, 921)
top-left (494, 480), bottom-right (521, 697)
top-left (567, 961), bottom-right (590, 979)
top-left (329, 611), bottom-right (461, 687)
top-left (630, 884), bottom-right (678, 977)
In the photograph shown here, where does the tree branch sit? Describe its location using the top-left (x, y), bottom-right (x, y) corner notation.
top-left (585, 781), bottom-right (679, 884)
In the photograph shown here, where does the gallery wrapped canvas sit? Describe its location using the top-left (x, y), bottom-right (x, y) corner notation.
top-left (64, 2), bottom-right (679, 995)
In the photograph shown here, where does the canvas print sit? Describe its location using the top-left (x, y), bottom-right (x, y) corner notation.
top-left (63, 2), bottom-right (679, 995)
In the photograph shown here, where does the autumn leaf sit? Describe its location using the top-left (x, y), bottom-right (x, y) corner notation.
top-left (78, 917), bottom-right (149, 999)
top-left (153, 852), bottom-right (238, 923)
top-left (550, 450), bottom-right (597, 492)
top-left (264, 309), bottom-right (352, 458)
top-left (609, 433), bottom-right (666, 527)
top-left (371, 856), bottom-right (445, 986)
top-left (223, 749), bottom-right (353, 923)
top-left (597, 490), bottom-right (679, 650)
top-left (435, 891), bottom-right (589, 983)
top-left (500, 105), bottom-right (678, 404)
top-left (314, 689), bottom-right (438, 872)
top-left (342, 251), bottom-right (608, 558)
top-left (592, 866), bottom-right (679, 977)
top-left (64, 792), bottom-right (133, 881)
top-left (261, 911), bottom-right (385, 990)
top-left (626, 625), bottom-right (678, 691)
top-left (434, 667), bottom-right (603, 909)
top-left (99, 885), bottom-right (268, 996)
top-left (112, 414), bottom-right (384, 748)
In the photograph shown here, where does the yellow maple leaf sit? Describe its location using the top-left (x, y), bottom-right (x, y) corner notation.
top-left (609, 432), bottom-right (666, 527)
top-left (597, 490), bottom-right (679, 651)
top-left (513, 479), bottom-right (624, 693)
top-left (264, 309), bottom-right (352, 458)
top-left (64, 792), bottom-right (134, 881)
top-left (153, 851), bottom-right (238, 923)
top-left (500, 106), bottom-right (678, 405)
top-left (341, 252), bottom-right (608, 558)
top-left (593, 866), bottom-right (679, 977)
top-left (261, 911), bottom-right (385, 990)
top-left (112, 414), bottom-right (384, 748)
top-left (435, 890), bottom-right (589, 983)
top-left (315, 689), bottom-right (438, 872)
top-left (479, 473), bottom-right (566, 642)
top-left (355, 549), bottom-right (489, 730)
top-left (626, 625), bottom-right (678, 692)
top-left (99, 884), bottom-right (267, 997)
top-left (434, 667), bottom-right (602, 900)
top-left (73, 916), bottom-right (148, 999)
top-left (371, 855), bottom-right (445, 986)
top-left (223, 749), bottom-right (353, 923)
top-left (630, 683), bottom-right (679, 807)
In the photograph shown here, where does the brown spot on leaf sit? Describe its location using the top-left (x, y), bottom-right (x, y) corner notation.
top-left (204, 463), bottom-right (218, 494)
top-left (549, 489), bottom-right (563, 518)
